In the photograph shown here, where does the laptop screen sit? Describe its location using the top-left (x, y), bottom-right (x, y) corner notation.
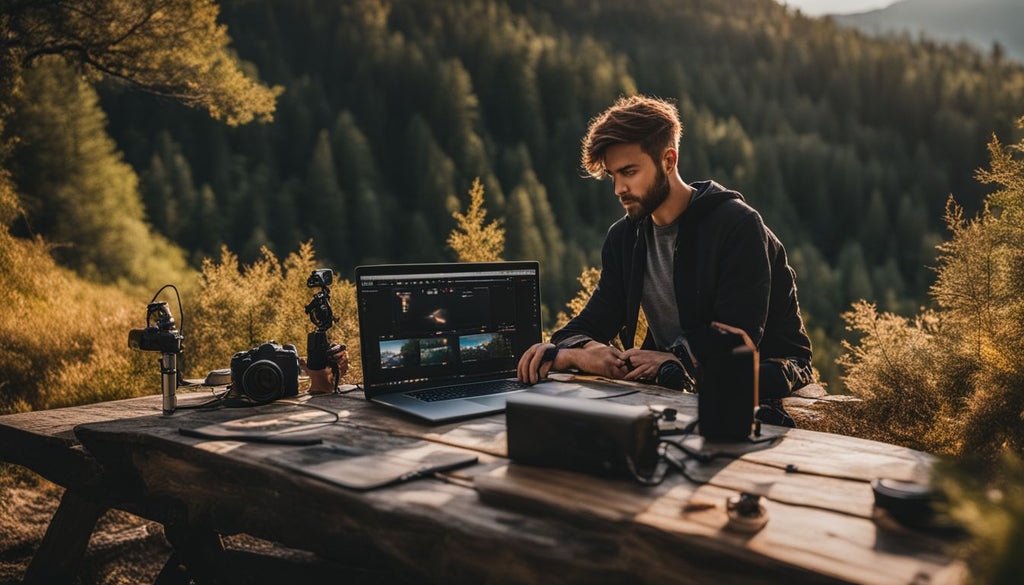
top-left (356, 262), bottom-right (542, 396)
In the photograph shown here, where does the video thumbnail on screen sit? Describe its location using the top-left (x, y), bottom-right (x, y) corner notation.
top-left (379, 339), bottom-right (417, 369)
top-left (419, 337), bottom-right (453, 366)
top-left (459, 333), bottom-right (513, 362)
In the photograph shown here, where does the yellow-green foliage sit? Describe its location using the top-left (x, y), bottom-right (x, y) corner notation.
top-left (552, 267), bottom-right (602, 335)
top-left (839, 116), bottom-right (1024, 461)
top-left (4, 0), bottom-right (280, 126)
top-left (187, 242), bottom-right (362, 384)
top-left (836, 302), bottom-right (952, 453)
top-left (448, 177), bottom-right (505, 262)
top-left (942, 454), bottom-right (1024, 585)
top-left (0, 220), bottom-right (154, 414)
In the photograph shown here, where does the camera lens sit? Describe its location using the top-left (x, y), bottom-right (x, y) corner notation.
top-left (242, 359), bottom-right (283, 404)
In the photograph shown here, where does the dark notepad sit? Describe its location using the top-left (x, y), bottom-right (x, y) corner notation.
top-left (266, 441), bottom-right (478, 491)
top-left (179, 408), bottom-right (338, 445)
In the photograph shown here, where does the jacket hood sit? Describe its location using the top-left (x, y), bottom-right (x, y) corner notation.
top-left (686, 180), bottom-right (744, 215)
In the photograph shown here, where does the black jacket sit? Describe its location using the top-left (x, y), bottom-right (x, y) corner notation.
top-left (551, 180), bottom-right (812, 363)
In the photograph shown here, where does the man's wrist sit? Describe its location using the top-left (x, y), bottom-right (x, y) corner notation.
top-left (553, 348), bottom-right (579, 371)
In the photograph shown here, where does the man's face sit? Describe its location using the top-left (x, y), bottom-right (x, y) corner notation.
top-left (603, 143), bottom-right (669, 220)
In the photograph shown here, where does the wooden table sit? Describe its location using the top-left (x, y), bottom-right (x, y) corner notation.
top-left (0, 379), bottom-right (965, 585)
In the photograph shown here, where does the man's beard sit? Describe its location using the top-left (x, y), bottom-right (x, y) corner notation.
top-left (623, 167), bottom-right (670, 220)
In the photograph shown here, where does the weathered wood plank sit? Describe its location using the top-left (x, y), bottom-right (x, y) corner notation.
top-left (476, 465), bottom-right (965, 585)
top-left (674, 458), bottom-right (876, 518)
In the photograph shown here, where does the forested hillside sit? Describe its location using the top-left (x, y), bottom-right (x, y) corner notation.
top-left (8, 0), bottom-right (1024, 389)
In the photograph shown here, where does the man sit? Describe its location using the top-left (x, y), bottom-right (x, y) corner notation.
top-left (516, 95), bottom-right (813, 425)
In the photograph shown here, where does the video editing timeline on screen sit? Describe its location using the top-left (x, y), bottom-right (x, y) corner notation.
top-left (359, 269), bottom-right (540, 388)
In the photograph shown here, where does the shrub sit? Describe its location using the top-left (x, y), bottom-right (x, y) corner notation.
top-left (839, 116), bottom-right (1024, 461)
top-left (187, 242), bottom-right (362, 384)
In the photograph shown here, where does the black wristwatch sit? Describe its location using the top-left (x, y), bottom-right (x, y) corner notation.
top-left (656, 360), bottom-right (695, 392)
top-left (541, 346), bottom-right (560, 364)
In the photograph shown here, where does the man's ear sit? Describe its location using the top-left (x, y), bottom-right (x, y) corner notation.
top-left (663, 148), bottom-right (678, 173)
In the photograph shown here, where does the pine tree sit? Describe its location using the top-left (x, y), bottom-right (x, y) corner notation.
top-left (5, 58), bottom-right (188, 286)
top-left (304, 129), bottom-right (349, 269)
top-left (448, 178), bottom-right (504, 263)
top-left (405, 115), bottom-right (458, 230)
top-left (330, 111), bottom-right (387, 263)
top-left (140, 154), bottom-right (174, 236)
top-left (505, 186), bottom-right (544, 266)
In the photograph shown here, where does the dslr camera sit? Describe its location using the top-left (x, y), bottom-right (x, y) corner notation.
top-left (230, 341), bottom-right (300, 404)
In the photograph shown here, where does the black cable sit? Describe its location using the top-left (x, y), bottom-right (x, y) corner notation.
top-left (277, 399), bottom-right (342, 423)
top-left (175, 393), bottom-right (342, 445)
top-left (330, 383), bottom-right (362, 395)
top-left (147, 284), bottom-right (184, 338)
top-left (661, 449), bottom-right (709, 485)
top-left (626, 448), bottom-right (671, 486)
top-left (659, 417), bottom-right (699, 437)
top-left (174, 390), bottom-right (230, 410)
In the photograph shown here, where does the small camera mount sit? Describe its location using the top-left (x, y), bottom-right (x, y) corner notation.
top-left (305, 269), bottom-right (340, 390)
top-left (128, 286), bottom-right (185, 415)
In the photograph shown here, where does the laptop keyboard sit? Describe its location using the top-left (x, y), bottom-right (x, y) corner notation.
top-left (407, 379), bottom-right (530, 403)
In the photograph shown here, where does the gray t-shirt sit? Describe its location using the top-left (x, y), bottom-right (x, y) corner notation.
top-left (642, 220), bottom-right (683, 349)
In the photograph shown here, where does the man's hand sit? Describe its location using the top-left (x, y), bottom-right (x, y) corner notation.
top-left (517, 342), bottom-right (556, 385)
top-left (301, 344), bottom-right (350, 394)
top-left (517, 340), bottom-right (630, 384)
top-left (622, 348), bottom-right (679, 382)
top-left (574, 341), bottom-right (628, 379)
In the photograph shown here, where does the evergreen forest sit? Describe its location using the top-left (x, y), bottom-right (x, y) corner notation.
top-left (5, 0), bottom-right (1024, 390)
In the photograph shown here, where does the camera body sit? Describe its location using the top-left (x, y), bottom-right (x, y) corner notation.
top-left (230, 341), bottom-right (300, 404)
top-left (128, 326), bottom-right (183, 354)
top-left (128, 302), bottom-right (183, 354)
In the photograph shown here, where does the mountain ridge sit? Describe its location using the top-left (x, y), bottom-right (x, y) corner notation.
top-left (835, 0), bottom-right (1024, 61)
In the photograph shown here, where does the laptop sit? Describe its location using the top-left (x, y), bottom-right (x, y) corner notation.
top-left (356, 261), bottom-right (547, 423)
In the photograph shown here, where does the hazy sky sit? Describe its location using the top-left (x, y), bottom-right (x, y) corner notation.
top-left (779, 0), bottom-right (898, 16)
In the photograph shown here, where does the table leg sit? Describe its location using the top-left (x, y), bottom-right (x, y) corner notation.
top-left (23, 489), bottom-right (107, 585)
top-left (162, 522), bottom-right (227, 585)
top-left (153, 552), bottom-right (191, 585)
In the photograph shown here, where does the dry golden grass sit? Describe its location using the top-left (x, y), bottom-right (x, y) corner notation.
top-left (0, 228), bottom-right (156, 414)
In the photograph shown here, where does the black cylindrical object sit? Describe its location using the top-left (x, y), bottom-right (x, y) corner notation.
top-left (697, 345), bottom-right (756, 441)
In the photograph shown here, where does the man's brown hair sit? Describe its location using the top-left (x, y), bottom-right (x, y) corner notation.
top-left (581, 95), bottom-right (682, 179)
